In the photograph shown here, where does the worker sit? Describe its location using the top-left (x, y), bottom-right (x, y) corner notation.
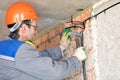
top-left (0, 2), bottom-right (87, 80)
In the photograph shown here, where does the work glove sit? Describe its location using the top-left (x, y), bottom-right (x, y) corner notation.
top-left (59, 35), bottom-right (70, 57)
top-left (73, 47), bottom-right (87, 62)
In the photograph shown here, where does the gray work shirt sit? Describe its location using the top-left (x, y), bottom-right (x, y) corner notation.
top-left (0, 38), bottom-right (81, 80)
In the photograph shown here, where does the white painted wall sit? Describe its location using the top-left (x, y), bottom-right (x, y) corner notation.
top-left (92, 0), bottom-right (120, 80)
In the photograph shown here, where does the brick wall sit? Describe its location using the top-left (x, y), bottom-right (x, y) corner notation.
top-left (64, 7), bottom-right (93, 80)
top-left (34, 23), bottom-right (64, 51)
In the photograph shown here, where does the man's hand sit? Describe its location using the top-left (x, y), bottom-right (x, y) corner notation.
top-left (59, 35), bottom-right (70, 51)
top-left (73, 47), bottom-right (87, 62)
top-left (59, 35), bottom-right (70, 57)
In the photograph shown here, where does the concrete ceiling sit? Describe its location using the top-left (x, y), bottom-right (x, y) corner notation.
top-left (0, 0), bottom-right (100, 39)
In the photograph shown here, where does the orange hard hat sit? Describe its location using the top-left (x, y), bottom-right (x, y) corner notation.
top-left (6, 2), bottom-right (38, 25)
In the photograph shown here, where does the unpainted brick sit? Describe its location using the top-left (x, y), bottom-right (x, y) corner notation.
top-left (56, 25), bottom-right (64, 34)
top-left (34, 37), bottom-right (42, 47)
top-left (38, 43), bottom-right (46, 51)
top-left (49, 29), bottom-right (55, 39)
top-left (41, 33), bottom-right (48, 43)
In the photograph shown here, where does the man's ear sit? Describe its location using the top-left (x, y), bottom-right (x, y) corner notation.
top-left (20, 24), bottom-right (27, 33)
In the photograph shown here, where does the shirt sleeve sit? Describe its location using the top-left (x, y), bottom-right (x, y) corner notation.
top-left (15, 43), bottom-right (82, 80)
top-left (40, 47), bottom-right (62, 61)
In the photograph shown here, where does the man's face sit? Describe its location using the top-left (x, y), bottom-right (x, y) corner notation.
top-left (22, 20), bottom-right (38, 41)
